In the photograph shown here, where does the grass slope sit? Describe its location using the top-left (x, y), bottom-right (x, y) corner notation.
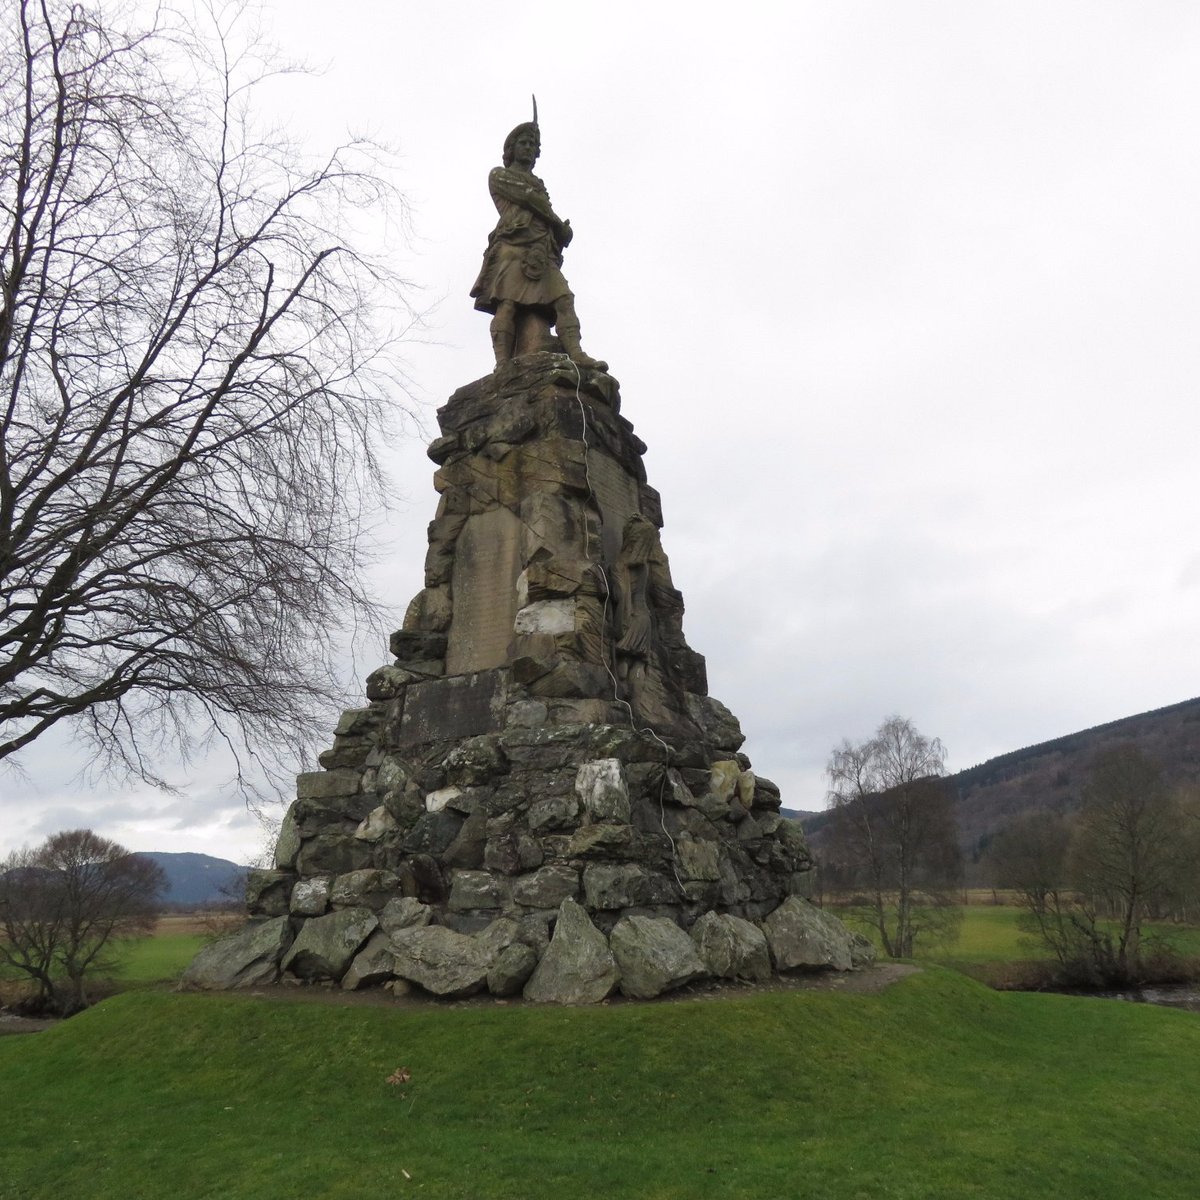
top-left (3, 970), bottom-right (1199, 1199)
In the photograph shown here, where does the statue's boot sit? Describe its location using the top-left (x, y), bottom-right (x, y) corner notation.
top-left (490, 319), bottom-right (515, 367)
top-left (558, 323), bottom-right (607, 373)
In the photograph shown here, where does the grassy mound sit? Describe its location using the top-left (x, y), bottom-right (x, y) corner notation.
top-left (3, 969), bottom-right (1199, 1198)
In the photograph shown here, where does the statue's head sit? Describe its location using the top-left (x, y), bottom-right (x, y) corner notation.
top-left (503, 122), bottom-right (540, 168)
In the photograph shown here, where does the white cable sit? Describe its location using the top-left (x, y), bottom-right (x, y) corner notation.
top-left (567, 361), bottom-right (687, 894)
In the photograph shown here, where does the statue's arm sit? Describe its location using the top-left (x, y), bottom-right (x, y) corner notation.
top-left (489, 168), bottom-right (571, 243)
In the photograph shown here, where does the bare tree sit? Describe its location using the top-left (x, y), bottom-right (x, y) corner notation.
top-left (989, 748), bottom-right (1197, 984)
top-left (825, 715), bottom-right (962, 957)
top-left (1071, 745), bottom-right (1190, 978)
top-left (987, 809), bottom-right (1085, 967)
top-left (0, 828), bottom-right (165, 1013)
top-left (0, 1), bottom-right (410, 785)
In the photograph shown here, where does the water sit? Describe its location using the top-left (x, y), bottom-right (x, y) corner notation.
top-left (1067, 984), bottom-right (1200, 1013)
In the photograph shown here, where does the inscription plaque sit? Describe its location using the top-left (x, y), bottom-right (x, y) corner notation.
top-left (446, 507), bottom-right (523, 674)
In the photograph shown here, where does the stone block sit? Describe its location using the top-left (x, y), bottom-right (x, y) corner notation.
top-left (290, 877), bottom-right (331, 916)
top-left (296, 834), bottom-right (374, 877)
top-left (403, 586), bottom-right (452, 633)
top-left (676, 837), bottom-right (722, 882)
top-left (583, 863), bottom-right (676, 909)
top-left (685, 693), bottom-right (745, 751)
top-left (610, 916), bottom-right (707, 999)
top-left (378, 896), bottom-right (433, 935)
top-left (690, 911), bottom-right (771, 982)
top-left (448, 870), bottom-right (505, 911)
top-left (245, 869), bottom-right (292, 917)
top-left (341, 930), bottom-right (398, 991)
top-left (762, 897), bottom-right (855, 972)
top-left (398, 672), bottom-right (506, 747)
top-left (442, 808), bottom-right (488, 868)
top-left (274, 804), bottom-right (301, 869)
top-left (389, 925), bottom-right (495, 998)
top-left (487, 942), bottom-right (539, 997)
top-left (523, 898), bottom-right (619, 1004)
top-left (182, 918), bottom-right (293, 990)
top-left (296, 770), bottom-right (362, 801)
top-left (354, 805), bottom-right (398, 842)
top-left (512, 864), bottom-right (580, 908)
top-left (575, 758), bottom-right (632, 824)
top-left (329, 869), bottom-right (400, 910)
top-left (513, 598), bottom-right (575, 636)
top-left (389, 629), bottom-right (449, 662)
top-left (282, 907), bottom-right (378, 981)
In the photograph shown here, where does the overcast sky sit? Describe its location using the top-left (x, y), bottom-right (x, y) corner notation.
top-left (3, 1), bottom-right (1198, 864)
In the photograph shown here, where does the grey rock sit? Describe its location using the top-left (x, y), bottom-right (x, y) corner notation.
top-left (404, 810), bottom-right (463, 857)
top-left (685, 694), bottom-right (745, 751)
top-left (583, 863), bottom-right (676, 909)
top-left (442, 808), bottom-right (487, 868)
top-left (528, 792), bottom-right (580, 833)
top-left (182, 917), bottom-right (293, 990)
top-left (676, 837), bottom-right (722, 882)
top-left (849, 931), bottom-right (878, 969)
top-left (378, 896), bottom-right (433, 934)
top-left (329, 869), bottom-right (400, 910)
top-left (389, 925), bottom-right (494, 998)
top-left (448, 869), bottom-right (505, 911)
top-left (512, 864), bottom-right (580, 908)
top-left (290, 877), bottom-right (331, 917)
top-left (296, 769), bottom-right (362, 800)
top-left (245, 869), bottom-right (293, 917)
top-left (506, 700), bottom-right (549, 728)
top-left (274, 805), bottom-right (302, 869)
top-left (341, 930), bottom-right (398, 990)
top-left (610, 915), bottom-right (708, 999)
top-left (690, 911), bottom-right (771, 982)
top-left (282, 907), bottom-right (378, 981)
top-left (575, 758), bottom-right (631, 823)
top-left (523, 898), bottom-right (619, 1004)
top-left (354, 805), bottom-right (398, 842)
top-left (762, 897), bottom-right (855, 972)
top-left (484, 831), bottom-right (543, 875)
top-left (487, 942), bottom-right (538, 997)
top-left (296, 834), bottom-right (373, 876)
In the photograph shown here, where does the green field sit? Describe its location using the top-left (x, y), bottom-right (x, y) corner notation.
top-left (107, 932), bottom-right (208, 983)
top-left (3, 969), bottom-right (1199, 1199)
top-left (835, 903), bottom-right (1200, 967)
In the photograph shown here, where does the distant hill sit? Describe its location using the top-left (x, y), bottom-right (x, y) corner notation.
top-left (949, 696), bottom-right (1200, 866)
top-left (801, 696), bottom-right (1200, 881)
top-left (138, 852), bottom-right (247, 907)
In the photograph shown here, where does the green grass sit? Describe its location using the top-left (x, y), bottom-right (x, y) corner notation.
top-left (3, 969), bottom-right (1200, 1199)
top-left (106, 933), bottom-right (207, 983)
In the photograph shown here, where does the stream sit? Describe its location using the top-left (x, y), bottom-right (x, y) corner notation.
top-left (1055, 983), bottom-right (1200, 1013)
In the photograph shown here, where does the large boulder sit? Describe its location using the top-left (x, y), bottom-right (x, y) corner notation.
top-left (281, 907), bottom-right (378, 981)
top-left (182, 917), bottom-right (293, 990)
top-left (690, 911), bottom-right (772, 982)
top-left (610, 916), bottom-right (708, 999)
top-left (762, 897), bottom-right (855, 972)
top-left (487, 942), bottom-right (539, 997)
top-left (378, 896), bottom-right (433, 935)
top-left (389, 925), bottom-right (495, 998)
top-left (341, 930), bottom-right (399, 991)
top-left (523, 898), bottom-right (619, 1004)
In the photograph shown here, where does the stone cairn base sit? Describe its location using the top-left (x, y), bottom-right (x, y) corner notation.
top-left (185, 356), bottom-right (873, 1002)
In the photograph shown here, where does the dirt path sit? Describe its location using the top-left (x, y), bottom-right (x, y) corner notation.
top-left (0, 963), bottom-right (921, 1033)
top-left (196, 961), bottom-right (923, 1013)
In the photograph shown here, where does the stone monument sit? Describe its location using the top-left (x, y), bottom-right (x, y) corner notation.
top-left (184, 119), bottom-right (871, 1002)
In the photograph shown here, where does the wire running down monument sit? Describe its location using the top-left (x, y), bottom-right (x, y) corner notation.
top-left (186, 119), bottom-right (870, 1002)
